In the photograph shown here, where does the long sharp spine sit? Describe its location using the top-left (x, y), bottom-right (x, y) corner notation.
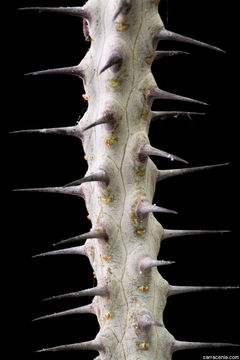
top-left (172, 341), bottom-right (239, 353)
top-left (162, 229), bottom-right (230, 240)
top-left (13, 185), bottom-right (84, 198)
top-left (139, 257), bottom-right (175, 274)
top-left (155, 28), bottom-right (225, 53)
top-left (138, 143), bottom-right (188, 164)
top-left (83, 112), bottom-right (115, 131)
top-left (25, 65), bottom-right (84, 79)
top-left (43, 286), bottom-right (108, 302)
top-left (36, 339), bottom-right (104, 353)
top-left (63, 170), bottom-right (109, 188)
top-left (113, 0), bottom-right (132, 20)
top-left (157, 163), bottom-right (230, 182)
top-left (53, 230), bottom-right (106, 247)
top-left (32, 245), bottom-right (86, 259)
top-left (136, 201), bottom-right (177, 220)
top-left (138, 314), bottom-right (163, 334)
top-left (168, 285), bottom-right (240, 297)
top-left (151, 111), bottom-right (205, 122)
top-left (154, 50), bottom-right (190, 61)
top-left (33, 304), bottom-right (94, 322)
top-left (147, 88), bottom-right (208, 106)
top-left (10, 126), bottom-right (81, 138)
top-left (99, 51), bottom-right (123, 74)
top-left (18, 7), bottom-right (90, 20)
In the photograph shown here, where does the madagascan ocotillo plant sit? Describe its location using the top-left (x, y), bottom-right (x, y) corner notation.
top-left (12, 0), bottom-right (239, 359)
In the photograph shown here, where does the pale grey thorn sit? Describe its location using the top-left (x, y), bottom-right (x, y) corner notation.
top-left (138, 143), bottom-right (188, 164)
top-left (168, 285), bottom-right (240, 297)
top-left (136, 200), bottom-right (178, 220)
top-left (113, 0), bottom-right (132, 20)
top-left (99, 51), bottom-right (123, 74)
top-left (139, 257), bottom-right (175, 274)
top-left (42, 286), bottom-right (108, 302)
top-left (24, 65), bottom-right (84, 79)
top-left (151, 111), bottom-right (205, 122)
top-left (83, 112), bottom-right (115, 131)
top-left (157, 163), bottom-right (230, 182)
top-left (13, 185), bottom-right (84, 198)
top-left (155, 28), bottom-right (225, 53)
top-left (154, 50), bottom-right (190, 61)
top-left (140, 319), bottom-right (163, 330)
top-left (82, 18), bottom-right (91, 41)
top-left (18, 7), bottom-right (90, 20)
top-left (63, 170), bottom-right (109, 188)
top-left (36, 339), bottom-right (104, 353)
top-left (32, 245), bottom-right (86, 259)
top-left (138, 313), bottom-right (163, 334)
top-left (172, 341), bottom-right (239, 353)
top-left (148, 88), bottom-right (208, 106)
top-left (9, 126), bottom-right (81, 138)
top-left (162, 229), bottom-right (230, 240)
top-left (53, 230), bottom-right (106, 247)
top-left (32, 304), bottom-right (94, 322)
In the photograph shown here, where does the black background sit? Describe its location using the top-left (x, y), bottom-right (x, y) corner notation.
top-left (9, 1), bottom-right (239, 359)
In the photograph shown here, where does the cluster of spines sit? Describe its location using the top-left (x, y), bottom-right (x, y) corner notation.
top-left (14, 0), bottom-right (239, 358)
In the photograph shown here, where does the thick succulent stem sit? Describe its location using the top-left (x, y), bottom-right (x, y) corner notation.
top-left (13, 0), bottom-right (239, 359)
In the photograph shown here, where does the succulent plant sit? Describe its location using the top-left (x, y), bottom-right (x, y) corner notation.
top-left (11, 1), bottom-right (239, 359)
